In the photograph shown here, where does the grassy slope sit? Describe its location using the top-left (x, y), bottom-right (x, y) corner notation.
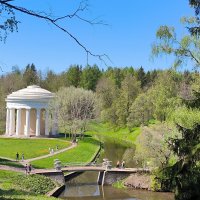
top-left (86, 121), bottom-right (141, 144)
top-left (0, 170), bottom-right (57, 200)
top-left (0, 138), bottom-right (70, 160)
top-left (31, 137), bottom-right (100, 169)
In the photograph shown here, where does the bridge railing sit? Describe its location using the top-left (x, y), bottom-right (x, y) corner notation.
top-left (61, 162), bottom-right (103, 168)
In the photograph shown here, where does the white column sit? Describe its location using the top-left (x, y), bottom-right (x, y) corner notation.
top-left (16, 109), bottom-right (21, 136)
top-left (9, 108), bottom-right (15, 136)
top-left (45, 109), bottom-right (49, 136)
top-left (25, 108), bottom-right (30, 137)
top-left (36, 108), bottom-right (41, 137)
top-left (6, 108), bottom-right (10, 135)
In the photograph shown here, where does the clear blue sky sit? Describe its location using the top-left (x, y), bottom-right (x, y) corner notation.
top-left (0, 0), bottom-right (194, 74)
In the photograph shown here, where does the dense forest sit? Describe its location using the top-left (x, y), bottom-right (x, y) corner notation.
top-left (0, 64), bottom-right (197, 129)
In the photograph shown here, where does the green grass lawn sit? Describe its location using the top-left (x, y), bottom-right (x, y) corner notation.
top-left (31, 137), bottom-right (100, 169)
top-left (0, 138), bottom-right (70, 160)
top-left (0, 170), bottom-right (57, 200)
top-left (86, 121), bottom-right (141, 144)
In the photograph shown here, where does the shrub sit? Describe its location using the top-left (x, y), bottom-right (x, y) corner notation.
top-left (12, 174), bottom-right (56, 194)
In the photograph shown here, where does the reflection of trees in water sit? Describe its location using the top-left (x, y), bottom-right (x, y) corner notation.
top-left (122, 148), bottom-right (136, 167)
top-left (64, 184), bottom-right (100, 197)
top-left (99, 139), bottom-right (136, 167)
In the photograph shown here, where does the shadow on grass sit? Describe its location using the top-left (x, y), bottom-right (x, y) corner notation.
top-left (0, 158), bottom-right (24, 168)
top-left (0, 188), bottom-right (29, 200)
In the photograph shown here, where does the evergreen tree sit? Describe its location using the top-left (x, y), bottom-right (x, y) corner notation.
top-left (23, 63), bottom-right (38, 86)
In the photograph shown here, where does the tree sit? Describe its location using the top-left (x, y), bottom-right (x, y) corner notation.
top-left (188, 0), bottom-right (200, 36)
top-left (136, 66), bottom-right (146, 88)
top-left (96, 77), bottom-right (116, 109)
top-left (66, 65), bottom-right (82, 87)
top-left (127, 92), bottom-right (153, 128)
top-left (114, 74), bottom-right (141, 127)
top-left (149, 71), bottom-right (180, 121)
top-left (41, 70), bottom-right (62, 92)
top-left (23, 63), bottom-right (38, 86)
top-left (54, 86), bottom-right (98, 138)
top-left (80, 65), bottom-right (102, 91)
top-left (0, 0), bottom-right (108, 64)
top-left (152, 0), bottom-right (200, 68)
top-left (104, 67), bottom-right (124, 88)
top-left (134, 123), bottom-right (177, 169)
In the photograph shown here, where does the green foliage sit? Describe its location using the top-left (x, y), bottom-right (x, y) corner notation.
top-left (0, 170), bottom-right (56, 200)
top-left (134, 123), bottom-right (179, 168)
top-left (66, 65), bottom-right (82, 87)
top-left (12, 174), bottom-right (56, 194)
top-left (0, 4), bottom-right (18, 42)
top-left (152, 21), bottom-right (200, 68)
top-left (23, 63), bottom-right (39, 86)
top-left (128, 92), bottom-right (153, 128)
top-left (170, 106), bottom-right (200, 129)
top-left (54, 86), bottom-right (98, 138)
top-left (80, 65), bottom-right (102, 91)
top-left (112, 180), bottom-right (126, 189)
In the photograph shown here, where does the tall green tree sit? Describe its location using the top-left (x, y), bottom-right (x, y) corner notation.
top-left (23, 63), bottom-right (39, 86)
top-left (115, 74), bottom-right (141, 127)
top-left (127, 92), bottom-right (153, 128)
top-left (80, 65), bottom-right (102, 91)
top-left (66, 65), bottom-right (82, 87)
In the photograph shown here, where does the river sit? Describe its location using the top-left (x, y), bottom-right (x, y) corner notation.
top-left (59, 135), bottom-right (174, 200)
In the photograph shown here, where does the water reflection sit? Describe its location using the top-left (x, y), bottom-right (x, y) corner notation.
top-left (96, 135), bottom-right (136, 167)
top-left (59, 172), bottom-right (174, 200)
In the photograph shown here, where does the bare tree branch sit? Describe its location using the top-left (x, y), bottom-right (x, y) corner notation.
top-left (0, 0), bottom-right (110, 65)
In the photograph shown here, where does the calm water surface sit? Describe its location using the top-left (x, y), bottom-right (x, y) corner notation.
top-left (59, 136), bottom-right (174, 200)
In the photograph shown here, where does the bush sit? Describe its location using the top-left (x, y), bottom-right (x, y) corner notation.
top-left (12, 174), bottom-right (56, 194)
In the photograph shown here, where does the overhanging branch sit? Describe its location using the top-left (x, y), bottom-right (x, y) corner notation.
top-left (0, 0), bottom-right (110, 65)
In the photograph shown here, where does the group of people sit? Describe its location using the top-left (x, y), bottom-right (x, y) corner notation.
top-left (25, 164), bottom-right (32, 175)
top-left (116, 160), bottom-right (125, 168)
top-left (16, 152), bottom-right (24, 161)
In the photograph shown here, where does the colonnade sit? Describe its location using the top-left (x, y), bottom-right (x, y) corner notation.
top-left (5, 107), bottom-right (56, 137)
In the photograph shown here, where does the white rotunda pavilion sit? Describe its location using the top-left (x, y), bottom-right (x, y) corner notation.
top-left (5, 85), bottom-right (58, 137)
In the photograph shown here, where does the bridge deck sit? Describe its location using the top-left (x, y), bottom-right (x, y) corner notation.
top-left (34, 166), bottom-right (151, 174)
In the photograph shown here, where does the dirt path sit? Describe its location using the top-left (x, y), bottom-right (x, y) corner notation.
top-left (0, 165), bottom-right (24, 172)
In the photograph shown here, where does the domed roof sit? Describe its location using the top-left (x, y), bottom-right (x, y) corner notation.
top-left (6, 85), bottom-right (54, 101)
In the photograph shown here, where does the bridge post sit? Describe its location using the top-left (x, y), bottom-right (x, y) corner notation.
top-left (97, 171), bottom-right (106, 185)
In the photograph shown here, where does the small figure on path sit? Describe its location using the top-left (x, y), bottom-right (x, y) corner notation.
top-left (21, 153), bottom-right (24, 161)
top-left (16, 152), bottom-right (19, 161)
top-left (28, 164), bottom-right (32, 174)
top-left (56, 145), bottom-right (58, 151)
top-left (51, 148), bottom-right (54, 154)
top-left (121, 160), bottom-right (125, 168)
top-left (116, 160), bottom-right (120, 168)
top-left (25, 164), bottom-right (28, 175)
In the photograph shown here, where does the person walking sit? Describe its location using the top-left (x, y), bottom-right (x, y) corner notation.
top-left (25, 164), bottom-right (28, 175)
top-left (16, 152), bottom-right (19, 161)
top-left (121, 160), bottom-right (125, 168)
top-left (28, 164), bottom-right (32, 174)
top-left (21, 153), bottom-right (24, 162)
